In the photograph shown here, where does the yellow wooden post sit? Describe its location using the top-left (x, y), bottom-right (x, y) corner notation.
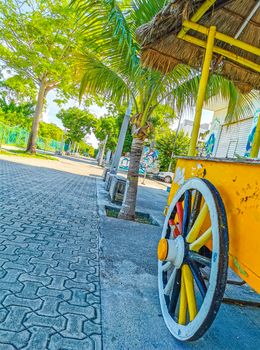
top-left (188, 26), bottom-right (216, 156)
top-left (250, 113), bottom-right (260, 158)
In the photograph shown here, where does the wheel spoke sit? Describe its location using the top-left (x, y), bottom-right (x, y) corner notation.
top-left (188, 260), bottom-right (207, 298)
top-left (183, 190), bottom-right (191, 237)
top-left (187, 190), bottom-right (202, 233)
top-left (178, 271), bottom-right (187, 325)
top-left (186, 202), bottom-right (208, 243)
top-left (188, 251), bottom-right (211, 267)
top-left (176, 202), bottom-right (183, 233)
top-left (164, 268), bottom-right (177, 295)
top-left (182, 264), bottom-right (197, 322)
top-left (169, 269), bottom-right (181, 315)
top-left (162, 261), bottom-right (172, 272)
top-left (189, 227), bottom-right (212, 252)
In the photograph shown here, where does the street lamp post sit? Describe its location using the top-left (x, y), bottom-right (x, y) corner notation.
top-left (110, 100), bottom-right (132, 174)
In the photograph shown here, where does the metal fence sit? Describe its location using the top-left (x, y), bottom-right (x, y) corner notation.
top-left (0, 122), bottom-right (62, 152)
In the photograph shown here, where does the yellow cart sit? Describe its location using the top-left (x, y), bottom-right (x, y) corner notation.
top-left (137, 0), bottom-right (260, 341)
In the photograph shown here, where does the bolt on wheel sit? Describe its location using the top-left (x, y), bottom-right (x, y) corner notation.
top-left (158, 178), bottom-right (229, 341)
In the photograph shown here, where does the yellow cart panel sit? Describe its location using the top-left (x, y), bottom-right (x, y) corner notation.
top-left (168, 157), bottom-right (260, 293)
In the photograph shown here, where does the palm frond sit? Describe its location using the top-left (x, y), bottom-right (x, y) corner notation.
top-left (76, 49), bottom-right (131, 105)
top-left (205, 75), bottom-right (258, 122)
top-left (130, 0), bottom-right (168, 28)
top-left (72, 0), bottom-right (140, 74)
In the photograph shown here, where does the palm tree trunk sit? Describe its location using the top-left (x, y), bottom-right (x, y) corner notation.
top-left (26, 80), bottom-right (46, 153)
top-left (118, 137), bottom-right (144, 220)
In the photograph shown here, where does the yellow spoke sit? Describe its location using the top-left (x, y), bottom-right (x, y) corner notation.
top-left (186, 202), bottom-right (208, 243)
top-left (183, 264), bottom-right (197, 321)
top-left (189, 227), bottom-right (212, 252)
top-left (178, 271), bottom-right (187, 325)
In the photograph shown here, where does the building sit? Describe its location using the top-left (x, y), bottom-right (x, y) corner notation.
top-left (179, 119), bottom-right (210, 141)
top-left (205, 99), bottom-right (260, 158)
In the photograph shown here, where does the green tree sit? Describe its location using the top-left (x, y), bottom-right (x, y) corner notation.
top-left (73, 0), bottom-right (256, 220)
top-left (38, 122), bottom-right (63, 141)
top-left (78, 140), bottom-right (95, 157)
top-left (0, 96), bottom-right (34, 129)
top-left (94, 116), bottom-right (118, 152)
top-left (56, 107), bottom-right (96, 143)
top-left (0, 0), bottom-right (81, 153)
top-left (94, 114), bottom-right (132, 153)
top-left (116, 113), bottom-right (132, 154)
top-left (0, 76), bottom-right (37, 104)
top-left (156, 130), bottom-right (190, 172)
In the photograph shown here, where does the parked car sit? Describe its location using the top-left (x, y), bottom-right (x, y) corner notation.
top-left (157, 171), bottom-right (174, 183)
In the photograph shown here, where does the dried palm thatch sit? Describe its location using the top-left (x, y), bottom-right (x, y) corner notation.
top-left (136, 0), bottom-right (260, 92)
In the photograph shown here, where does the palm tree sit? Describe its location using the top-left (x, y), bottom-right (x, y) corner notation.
top-left (72, 0), bottom-right (256, 220)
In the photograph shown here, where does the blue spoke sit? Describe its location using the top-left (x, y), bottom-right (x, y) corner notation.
top-left (187, 190), bottom-right (202, 233)
top-left (183, 190), bottom-right (191, 237)
top-left (188, 259), bottom-right (207, 298)
top-left (169, 269), bottom-right (181, 316)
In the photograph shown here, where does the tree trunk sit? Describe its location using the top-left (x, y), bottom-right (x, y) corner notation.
top-left (26, 80), bottom-right (46, 153)
top-left (118, 137), bottom-right (144, 220)
top-left (98, 134), bottom-right (108, 166)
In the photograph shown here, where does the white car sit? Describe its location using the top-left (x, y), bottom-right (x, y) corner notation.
top-left (157, 171), bottom-right (174, 183)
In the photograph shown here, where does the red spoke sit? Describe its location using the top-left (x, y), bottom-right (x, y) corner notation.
top-left (168, 218), bottom-right (181, 238)
top-left (176, 201), bottom-right (183, 234)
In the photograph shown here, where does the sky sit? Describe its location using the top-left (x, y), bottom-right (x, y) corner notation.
top-left (44, 90), bottom-right (107, 148)
top-left (44, 90), bottom-right (214, 149)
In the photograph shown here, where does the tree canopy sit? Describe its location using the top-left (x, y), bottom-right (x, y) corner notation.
top-left (56, 107), bottom-right (97, 143)
top-left (0, 0), bottom-right (82, 152)
top-left (0, 0), bottom-right (79, 98)
top-left (156, 130), bottom-right (190, 172)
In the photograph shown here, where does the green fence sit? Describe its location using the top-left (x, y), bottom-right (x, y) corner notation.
top-left (0, 122), bottom-right (62, 152)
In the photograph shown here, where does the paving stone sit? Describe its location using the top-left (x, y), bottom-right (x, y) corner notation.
top-left (0, 281), bottom-right (24, 293)
top-left (23, 312), bottom-right (66, 332)
top-left (22, 326), bottom-right (55, 350)
top-left (64, 280), bottom-right (97, 292)
top-left (86, 293), bottom-right (100, 305)
top-left (46, 268), bottom-right (75, 279)
top-left (37, 287), bottom-right (72, 300)
top-left (0, 344), bottom-right (15, 350)
top-left (83, 320), bottom-right (102, 336)
top-left (0, 160), bottom-right (101, 349)
top-left (47, 275), bottom-right (68, 290)
top-left (17, 281), bottom-right (42, 299)
top-left (0, 269), bottom-right (22, 283)
top-left (58, 302), bottom-right (96, 319)
top-left (0, 308), bottom-right (8, 322)
top-left (0, 329), bottom-right (30, 348)
top-left (48, 333), bottom-right (94, 350)
top-left (19, 272), bottom-right (52, 285)
top-left (0, 305), bottom-right (30, 331)
top-left (61, 313), bottom-right (88, 339)
top-left (3, 261), bottom-right (34, 273)
top-left (69, 288), bottom-right (89, 307)
top-left (36, 296), bottom-right (62, 317)
top-left (90, 334), bottom-right (102, 350)
top-left (3, 294), bottom-right (42, 310)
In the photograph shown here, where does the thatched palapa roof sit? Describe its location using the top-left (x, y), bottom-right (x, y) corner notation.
top-left (136, 0), bottom-right (260, 92)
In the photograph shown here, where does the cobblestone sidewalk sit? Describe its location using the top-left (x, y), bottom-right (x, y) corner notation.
top-left (0, 159), bottom-right (101, 349)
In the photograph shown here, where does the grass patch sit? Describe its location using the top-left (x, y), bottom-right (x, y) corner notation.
top-left (105, 205), bottom-right (159, 226)
top-left (0, 148), bottom-right (57, 160)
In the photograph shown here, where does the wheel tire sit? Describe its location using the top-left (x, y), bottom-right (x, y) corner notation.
top-left (164, 176), bottom-right (172, 183)
top-left (158, 178), bottom-right (229, 341)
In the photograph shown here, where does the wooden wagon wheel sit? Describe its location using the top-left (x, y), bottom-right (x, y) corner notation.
top-left (158, 178), bottom-right (229, 341)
